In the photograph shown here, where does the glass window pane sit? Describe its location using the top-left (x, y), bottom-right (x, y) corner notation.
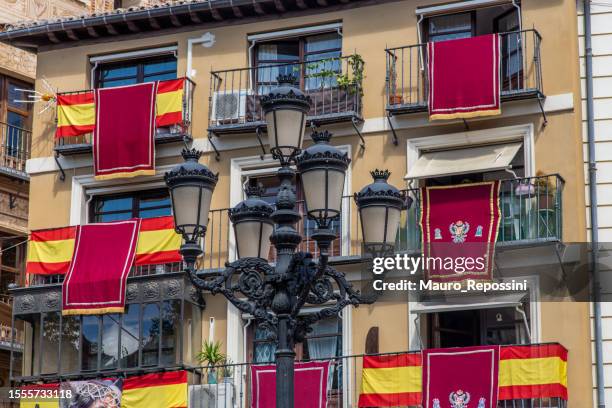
top-left (143, 59), bottom-right (177, 75)
top-left (140, 194), bottom-right (171, 209)
top-left (100, 78), bottom-right (138, 88)
top-left (254, 327), bottom-right (276, 363)
top-left (305, 33), bottom-right (341, 53)
top-left (8, 82), bottom-right (32, 110)
top-left (429, 13), bottom-right (472, 35)
top-left (96, 196), bottom-right (133, 213)
top-left (101, 314), bottom-right (120, 370)
top-left (257, 42), bottom-right (299, 61)
top-left (6, 111), bottom-right (26, 157)
top-left (60, 316), bottom-right (80, 374)
top-left (41, 312), bottom-right (60, 374)
top-left (143, 72), bottom-right (177, 83)
top-left (101, 65), bottom-right (138, 80)
top-left (139, 208), bottom-right (172, 219)
top-left (120, 304), bottom-right (140, 368)
top-left (161, 300), bottom-right (180, 365)
top-left (142, 303), bottom-right (160, 366)
top-left (81, 316), bottom-right (100, 371)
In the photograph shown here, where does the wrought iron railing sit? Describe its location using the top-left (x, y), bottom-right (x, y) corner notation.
top-left (53, 78), bottom-right (195, 154)
top-left (0, 122), bottom-right (31, 177)
top-left (385, 29), bottom-right (543, 113)
top-left (208, 55), bottom-right (363, 134)
top-left (25, 175), bottom-right (563, 286)
top-left (186, 348), bottom-right (567, 408)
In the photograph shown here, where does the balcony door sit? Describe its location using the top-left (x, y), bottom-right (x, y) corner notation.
top-left (428, 305), bottom-right (530, 348)
top-left (254, 32), bottom-right (342, 94)
top-left (0, 75), bottom-right (32, 168)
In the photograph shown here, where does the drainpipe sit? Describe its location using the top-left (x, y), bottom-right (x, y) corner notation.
top-left (584, 1), bottom-right (606, 407)
top-left (187, 32), bottom-right (216, 79)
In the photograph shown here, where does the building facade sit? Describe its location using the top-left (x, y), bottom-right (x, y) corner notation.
top-left (0, 0), bottom-right (595, 406)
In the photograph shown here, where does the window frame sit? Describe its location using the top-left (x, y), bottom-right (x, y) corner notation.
top-left (94, 54), bottom-right (178, 89)
top-left (89, 188), bottom-right (172, 223)
top-left (253, 31), bottom-right (342, 92)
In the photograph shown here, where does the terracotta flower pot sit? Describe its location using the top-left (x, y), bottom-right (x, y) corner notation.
top-left (389, 94), bottom-right (403, 105)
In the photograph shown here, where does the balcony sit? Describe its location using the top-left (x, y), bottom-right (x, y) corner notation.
top-left (207, 55), bottom-right (363, 137)
top-left (53, 78), bottom-right (195, 156)
top-left (385, 29), bottom-right (543, 116)
top-left (197, 174), bottom-right (563, 270)
top-left (0, 122), bottom-right (31, 180)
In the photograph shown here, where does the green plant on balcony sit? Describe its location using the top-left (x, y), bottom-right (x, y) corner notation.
top-left (304, 54), bottom-right (365, 96)
top-left (196, 339), bottom-right (226, 384)
top-left (218, 357), bottom-right (234, 383)
top-left (534, 171), bottom-right (557, 210)
top-left (388, 56), bottom-right (403, 105)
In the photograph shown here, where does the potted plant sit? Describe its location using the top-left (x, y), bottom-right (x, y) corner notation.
top-left (196, 340), bottom-right (226, 384)
top-left (388, 57), bottom-right (403, 105)
top-left (218, 357), bottom-right (234, 383)
top-left (534, 171), bottom-right (556, 210)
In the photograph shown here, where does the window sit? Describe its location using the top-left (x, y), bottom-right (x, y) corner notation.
top-left (95, 54), bottom-right (177, 88)
top-left (255, 32), bottom-right (342, 93)
top-left (90, 189), bottom-right (172, 223)
top-left (0, 75), bottom-right (32, 158)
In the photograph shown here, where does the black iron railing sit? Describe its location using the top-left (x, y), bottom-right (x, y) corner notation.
top-left (385, 29), bottom-right (543, 114)
top-left (208, 55), bottom-right (363, 134)
top-left (0, 122), bottom-right (31, 177)
top-left (53, 78), bottom-right (195, 155)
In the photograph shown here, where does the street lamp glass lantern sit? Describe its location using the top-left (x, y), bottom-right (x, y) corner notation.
top-left (229, 185), bottom-right (274, 259)
top-left (296, 130), bottom-right (351, 227)
top-left (261, 74), bottom-right (311, 162)
top-left (165, 149), bottom-right (218, 242)
top-left (354, 170), bottom-right (408, 251)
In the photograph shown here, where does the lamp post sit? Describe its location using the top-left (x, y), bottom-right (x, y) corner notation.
top-left (165, 75), bottom-right (407, 408)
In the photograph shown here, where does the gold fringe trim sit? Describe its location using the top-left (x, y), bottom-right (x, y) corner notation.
top-left (94, 169), bottom-right (156, 181)
top-left (62, 307), bottom-right (125, 316)
top-left (429, 108), bottom-right (501, 121)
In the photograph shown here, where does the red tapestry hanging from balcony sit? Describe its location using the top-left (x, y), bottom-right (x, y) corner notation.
top-left (251, 361), bottom-right (331, 408)
top-left (422, 346), bottom-right (500, 408)
top-left (428, 34), bottom-right (501, 120)
top-left (62, 220), bottom-right (141, 315)
top-left (420, 182), bottom-right (501, 282)
top-left (93, 82), bottom-right (157, 180)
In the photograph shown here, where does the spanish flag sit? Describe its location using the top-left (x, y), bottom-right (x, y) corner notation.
top-left (19, 383), bottom-right (60, 408)
top-left (156, 78), bottom-right (185, 127)
top-left (26, 216), bottom-right (181, 276)
top-left (26, 226), bottom-right (77, 275)
top-left (358, 353), bottom-right (422, 407)
top-left (56, 91), bottom-right (95, 138)
top-left (121, 370), bottom-right (188, 408)
top-left (358, 344), bottom-right (568, 407)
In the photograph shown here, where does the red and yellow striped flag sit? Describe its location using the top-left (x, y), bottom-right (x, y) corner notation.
top-left (56, 92), bottom-right (95, 138)
top-left (358, 344), bottom-right (568, 407)
top-left (121, 370), bottom-right (188, 408)
top-left (26, 216), bottom-right (181, 276)
top-left (26, 226), bottom-right (77, 275)
top-left (359, 353), bottom-right (422, 407)
top-left (156, 78), bottom-right (185, 127)
top-left (499, 344), bottom-right (568, 400)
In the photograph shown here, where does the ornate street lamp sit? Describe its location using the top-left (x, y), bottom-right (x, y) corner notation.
top-left (229, 184), bottom-right (274, 259)
top-left (166, 77), bottom-right (405, 408)
top-left (354, 169), bottom-right (407, 255)
top-left (295, 130), bottom-right (351, 245)
top-left (260, 74), bottom-right (311, 164)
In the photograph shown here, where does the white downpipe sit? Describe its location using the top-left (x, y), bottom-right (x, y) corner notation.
top-left (187, 32), bottom-right (216, 79)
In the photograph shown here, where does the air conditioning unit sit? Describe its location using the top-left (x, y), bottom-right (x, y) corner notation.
top-left (211, 89), bottom-right (250, 125)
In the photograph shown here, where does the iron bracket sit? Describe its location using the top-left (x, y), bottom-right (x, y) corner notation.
top-left (255, 125), bottom-right (267, 160)
top-left (462, 118), bottom-right (470, 131)
top-left (386, 113), bottom-right (399, 146)
top-left (351, 116), bottom-right (366, 151)
top-left (54, 152), bottom-right (66, 182)
top-left (537, 94), bottom-right (548, 127)
top-left (208, 131), bottom-right (221, 161)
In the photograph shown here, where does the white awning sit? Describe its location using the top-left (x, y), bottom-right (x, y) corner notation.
top-left (415, 0), bottom-right (511, 16)
top-left (410, 292), bottom-right (527, 314)
top-left (405, 142), bottom-right (522, 180)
